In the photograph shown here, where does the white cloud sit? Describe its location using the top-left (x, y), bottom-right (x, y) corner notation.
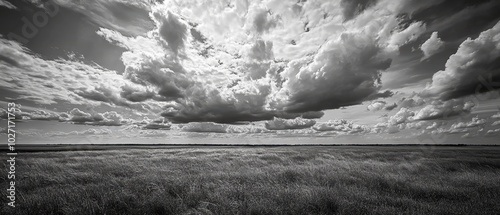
top-left (387, 21), bottom-right (426, 51)
top-left (388, 108), bottom-right (414, 125)
top-left (422, 21), bottom-right (500, 99)
top-left (421, 31), bottom-right (444, 60)
top-left (450, 116), bottom-right (486, 130)
top-left (413, 99), bottom-right (474, 120)
top-left (367, 101), bottom-right (386, 111)
top-left (491, 120), bottom-right (500, 126)
top-left (491, 112), bottom-right (500, 119)
top-left (312, 119), bottom-right (370, 134)
top-left (265, 117), bottom-right (316, 130)
top-left (486, 128), bottom-right (500, 136)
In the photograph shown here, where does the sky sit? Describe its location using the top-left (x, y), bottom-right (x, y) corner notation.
top-left (1, 0), bottom-right (500, 144)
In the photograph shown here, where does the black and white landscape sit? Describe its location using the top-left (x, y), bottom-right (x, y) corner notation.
top-left (1, 0), bottom-right (500, 214)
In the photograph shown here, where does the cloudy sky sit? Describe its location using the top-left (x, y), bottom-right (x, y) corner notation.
top-left (1, 0), bottom-right (500, 144)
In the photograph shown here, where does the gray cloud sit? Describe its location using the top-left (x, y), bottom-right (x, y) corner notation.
top-left (340, 0), bottom-right (377, 21)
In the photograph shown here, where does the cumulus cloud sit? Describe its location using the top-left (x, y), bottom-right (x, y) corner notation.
top-left (26, 110), bottom-right (61, 121)
top-left (450, 116), bottom-right (486, 130)
top-left (486, 128), bottom-right (500, 136)
top-left (420, 32), bottom-right (444, 60)
top-left (398, 97), bottom-right (425, 109)
top-left (413, 99), bottom-right (475, 120)
top-left (312, 119), bottom-right (370, 134)
top-left (367, 101), bottom-right (386, 111)
top-left (388, 108), bottom-right (414, 125)
top-left (265, 117), bottom-right (316, 130)
top-left (367, 100), bottom-right (397, 111)
top-left (491, 112), bottom-right (500, 119)
top-left (95, 0), bottom-right (432, 123)
top-left (422, 21), bottom-right (500, 100)
top-left (180, 122), bottom-right (268, 133)
top-left (58, 108), bottom-right (131, 126)
top-left (492, 121), bottom-right (500, 126)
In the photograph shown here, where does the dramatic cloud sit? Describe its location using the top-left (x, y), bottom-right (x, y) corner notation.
top-left (95, 0), bottom-right (435, 123)
top-left (421, 32), bottom-right (444, 60)
top-left (422, 21), bottom-right (500, 100)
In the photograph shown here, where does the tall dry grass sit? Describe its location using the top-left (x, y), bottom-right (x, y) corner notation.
top-left (1, 146), bottom-right (499, 214)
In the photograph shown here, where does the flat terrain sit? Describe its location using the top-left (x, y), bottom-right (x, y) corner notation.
top-left (1, 145), bottom-right (500, 214)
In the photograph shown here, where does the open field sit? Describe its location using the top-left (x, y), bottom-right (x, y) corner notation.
top-left (1, 145), bottom-right (500, 214)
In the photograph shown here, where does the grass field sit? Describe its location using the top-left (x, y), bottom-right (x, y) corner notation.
top-left (1, 145), bottom-right (500, 214)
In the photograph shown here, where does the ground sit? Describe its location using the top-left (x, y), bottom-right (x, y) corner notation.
top-left (1, 145), bottom-right (499, 214)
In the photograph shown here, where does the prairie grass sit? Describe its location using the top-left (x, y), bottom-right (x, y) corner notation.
top-left (1, 146), bottom-right (499, 214)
